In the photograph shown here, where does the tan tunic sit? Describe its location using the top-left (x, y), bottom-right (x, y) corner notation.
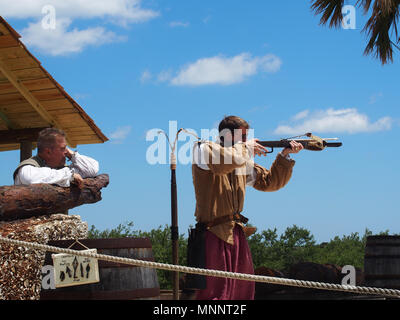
top-left (192, 141), bottom-right (295, 244)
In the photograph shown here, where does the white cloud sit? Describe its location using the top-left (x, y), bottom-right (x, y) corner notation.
top-left (0, 0), bottom-right (159, 24)
top-left (109, 126), bottom-right (132, 143)
top-left (291, 110), bottom-right (309, 121)
top-left (72, 92), bottom-right (90, 100)
top-left (369, 92), bottom-right (383, 104)
top-left (203, 15), bottom-right (212, 24)
top-left (274, 108), bottom-right (393, 135)
top-left (2, 0), bottom-right (158, 55)
top-left (169, 21), bottom-right (189, 28)
top-left (21, 18), bottom-right (125, 56)
top-left (140, 70), bottom-right (152, 83)
top-left (157, 69), bottom-right (173, 83)
top-left (159, 53), bottom-right (281, 86)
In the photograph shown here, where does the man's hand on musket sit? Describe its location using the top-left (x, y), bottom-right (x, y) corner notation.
top-left (245, 139), bottom-right (269, 157)
top-left (282, 140), bottom-right (304, 157)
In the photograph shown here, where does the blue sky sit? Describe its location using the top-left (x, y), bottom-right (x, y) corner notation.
top-left (1, 0), bottom-right (399, 243)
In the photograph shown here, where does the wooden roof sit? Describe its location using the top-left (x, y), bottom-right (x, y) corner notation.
top-left (0, 16), bottom-right (108, 152)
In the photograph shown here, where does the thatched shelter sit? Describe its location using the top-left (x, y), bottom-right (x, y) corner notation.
top-left (0, 16), bottom-right (108, 161)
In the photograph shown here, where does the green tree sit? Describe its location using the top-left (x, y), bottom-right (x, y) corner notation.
top-left (248, 225), bottom-right (317, 270)
top-left (314, 232), bottom-right (366, 268)
top-left (247, 228), bottom-right (280, 269)
top-left (278, 225), bottom-right (317, 269)
top-left (248, 226), bottom-right (386, 272)
top-left (313, 228), bottom-right (391, 268)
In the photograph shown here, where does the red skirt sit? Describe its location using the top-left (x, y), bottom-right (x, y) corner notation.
top-left (196, 224), bottom-right (255, 300)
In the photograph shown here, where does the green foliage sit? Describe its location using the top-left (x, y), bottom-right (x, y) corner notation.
top-left (88, 221), bottom-right (395, 289)
top-left (88, 221), bottom-right (137, 239)
top-left (248, 225), bottom-right (317, 270)
top-left (248, 226), bottom-right (394, 272)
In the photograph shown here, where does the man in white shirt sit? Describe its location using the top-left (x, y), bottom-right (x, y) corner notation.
top-left (13, 128), bottom-right (99, 188)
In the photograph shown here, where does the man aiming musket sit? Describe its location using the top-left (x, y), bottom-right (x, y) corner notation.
top-left (186, 115), bottom-right (305, 300)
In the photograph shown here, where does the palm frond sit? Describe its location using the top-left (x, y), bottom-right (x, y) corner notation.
top-left (392, 39), bottom-right (400, 50)
top-left (363, 0), bottom-right (400, 64)
top-left (311, 0), bottom-right (345, 28)
top-left (356, 0), bottom-right (374, 13)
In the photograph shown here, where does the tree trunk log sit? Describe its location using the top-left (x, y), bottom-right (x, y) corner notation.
top-left (0, 174), bottom-right (109, 221)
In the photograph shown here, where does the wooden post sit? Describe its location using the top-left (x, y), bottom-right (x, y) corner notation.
top-left (171, 167), bottom-right (179, 300)
top-left (20, 140), bottom-right (32, 162)
top-left (160, 129), bottom-right (182, 300)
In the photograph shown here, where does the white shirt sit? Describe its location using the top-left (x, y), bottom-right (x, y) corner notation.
top-left (14, 152), bottom-right (99, 187)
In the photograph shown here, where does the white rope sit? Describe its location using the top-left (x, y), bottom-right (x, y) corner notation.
top-left (1, 235), bottom-right (399, 298)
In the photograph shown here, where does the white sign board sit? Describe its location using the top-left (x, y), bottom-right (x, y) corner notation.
top-left (52, 249), bottom-right (100, 288)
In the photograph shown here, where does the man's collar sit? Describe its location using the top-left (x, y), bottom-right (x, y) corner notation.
top-left (35, 155), bottom-right (48, 167)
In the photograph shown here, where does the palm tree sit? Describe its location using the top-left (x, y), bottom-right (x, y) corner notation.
top-left (311, 0), bottom-right (400, 64)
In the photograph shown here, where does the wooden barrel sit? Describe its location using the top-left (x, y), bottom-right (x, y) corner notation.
top-left (364, 235), bottom-right (400, 289)
top-left (40, 238), bottom-right (160, 300)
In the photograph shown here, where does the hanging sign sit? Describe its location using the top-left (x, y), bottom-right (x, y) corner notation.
top-left (52, 248), bottom-right (100, 288)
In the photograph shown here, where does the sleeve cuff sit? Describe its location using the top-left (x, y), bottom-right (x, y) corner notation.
top-left (70, 151), bottom-right (78, 162)
top-left (277, 152), bottom-right (295, 167)
top-left (279, 151), bottom-right (291, 160)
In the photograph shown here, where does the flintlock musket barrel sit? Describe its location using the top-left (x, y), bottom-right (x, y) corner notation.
top-left (258, 139), bottom-right (342, 152)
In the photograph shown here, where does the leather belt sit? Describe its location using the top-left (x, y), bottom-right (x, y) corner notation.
top-left (199, 213), bottom-right (249, 229)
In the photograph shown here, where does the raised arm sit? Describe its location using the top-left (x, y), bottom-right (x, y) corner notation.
top-left (193, 141), bottom-right (251, 175)
top-left (68, 150), bottom-right (99, 178)
top-left (246, 139), bottom-right (304, 191)
top-left (246, 153), bottom-right (295, 192)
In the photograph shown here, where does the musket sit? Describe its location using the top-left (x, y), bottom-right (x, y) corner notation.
top-left (258, 133), bottom-right (342, 153)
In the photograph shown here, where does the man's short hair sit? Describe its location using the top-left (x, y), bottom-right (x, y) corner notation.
top-left (37, 128), bottom-right (66, 152)
top-left (218, 115), bottom-right (249, 134)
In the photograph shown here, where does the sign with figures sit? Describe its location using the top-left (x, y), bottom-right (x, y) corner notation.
top-left (52, 249), bottom-right (100, 288)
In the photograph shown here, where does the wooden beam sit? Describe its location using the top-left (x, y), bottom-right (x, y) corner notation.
top-left (20, 140), bottom-right (32, 161)
top-left (0, 109), bottom-right (18, 129)
top-left (0, 61), bottom-right (53, 123)
top-left (0, 59), bottom-right (75, 147)
top-left (0, 127), bottom-right (47, 144)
